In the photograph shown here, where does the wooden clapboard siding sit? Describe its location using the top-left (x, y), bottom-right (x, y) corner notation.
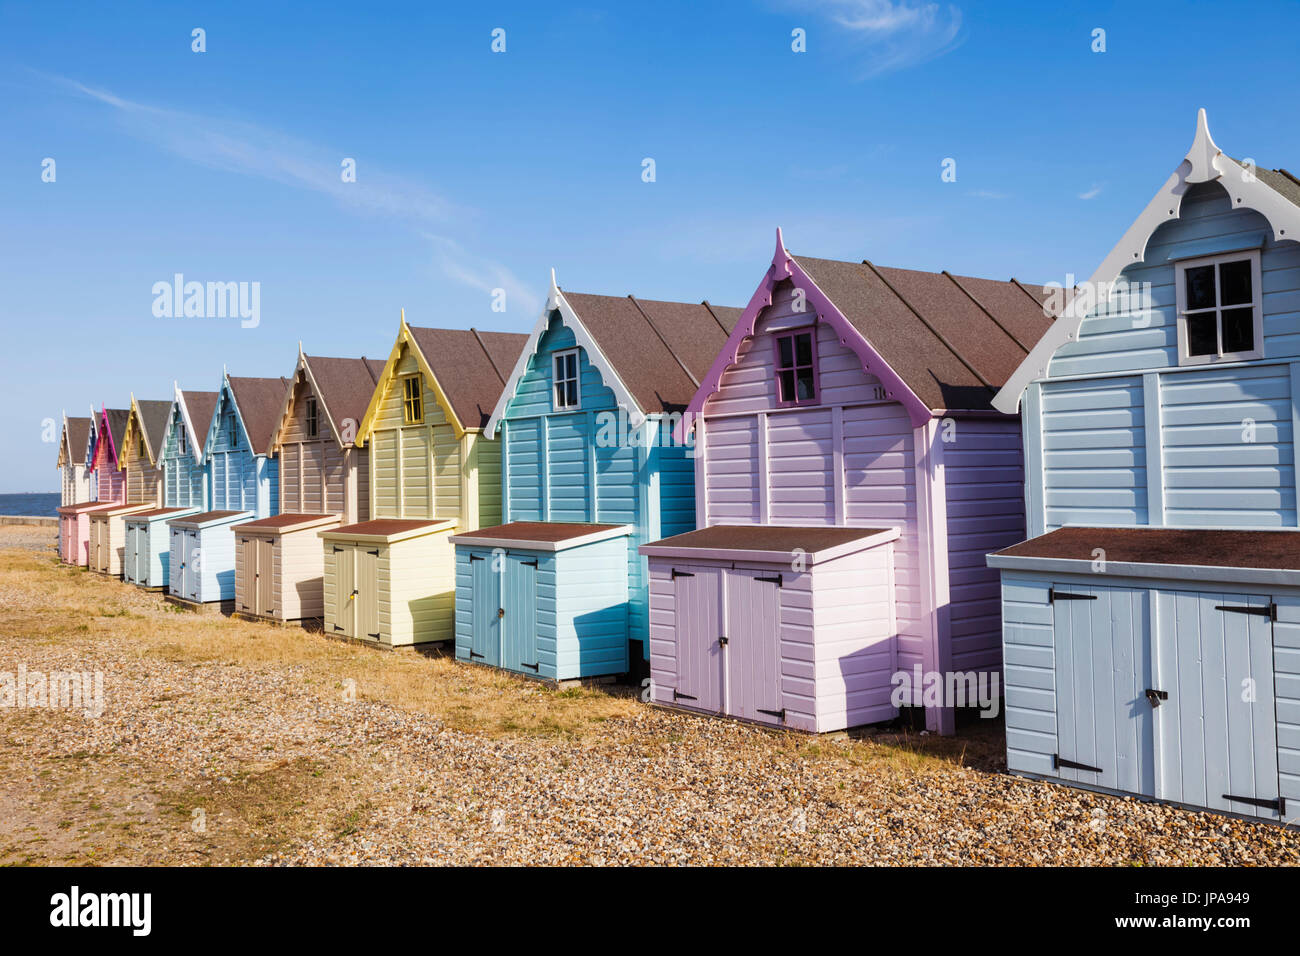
top-left (1275, 595), bottom-right (1300, 810)
top-left (943, 417), bottom-right (1026, 674)
top-left (999, 574), bottom-right (1057, 776)
top-left (161, 401), bottom-right (207, 509)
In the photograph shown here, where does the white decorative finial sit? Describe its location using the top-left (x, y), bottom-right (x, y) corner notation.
top-left (1185, 108), bottom-right (1223, 184)
top-left (546, 268), bottom-right (561, 312)
top-left (773, 226), bottom-right (793, 279)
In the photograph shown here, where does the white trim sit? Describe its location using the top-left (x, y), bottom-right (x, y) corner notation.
top-left (449, 523), bottom-right (634, 552)
top-left (1172, 249), bottom-right (1263, 366)
top-left (994, 109), bottom-right (1300, 413)
top-left (551, 347), bottom-right (582, 412)
top-left (484, 269), bottom-right (644, 437)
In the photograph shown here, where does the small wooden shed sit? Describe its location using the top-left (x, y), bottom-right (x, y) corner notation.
top-left (56, 414), bottom-right (93, 508)
top-left (642, 526), bottom-right (899, 729)
top-left (648, 230), bottom-right (1051, 733)
top-left (318, 317), bottom-right (526, 646)
top-left (457, 272), bottom-right (741, 676)
top-left (233, 513), bottom-right (341, 622)
top-left (270, 349), bottom-right (384, 524)
top-left (114, 396), bottom-right (175, 582)
top-left (57, 500), bottom-right (110, 567)
top-left (84, 405), bottom-right (136, 575)
top-left (450, 522), bottom-right (633, 678)
top-left (166, 373), bottom-right (289, 608)
top-left (123, 386), bottom-right (218, 589)
top-left (987, 111), bottom-right (1300, 821)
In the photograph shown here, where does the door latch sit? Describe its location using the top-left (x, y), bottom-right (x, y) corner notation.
top-left (718, 635), bottom-right (729, 646)
top-left (1144, 688), bottom-right (1168, 707)
top-left (497, 607), bottom-right (505, 619)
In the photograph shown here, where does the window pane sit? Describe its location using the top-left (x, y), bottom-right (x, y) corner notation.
top-left (567, 353), bottom-right (577, 378)
top-left (1219, 260), bottom-right (1252, 306)
top-left (1184, 264), bottom-right (1216, 311)
top-left (795, 332), bottom-right (813, 367)
top-left (777, 336), bottom-right (794, 369)
top-left (567, 381), bottom-right (578, 406)
top-left (1222, 308), bottom-right (1255, 353)
top-left (1186, 312), bottom-right (1218, 356)
top-left (555, 382), bottom-right (565, 406)
top-left (778, 370), bottom-right (796, 402)
top-left (796, 368), bottom-right (816, 401)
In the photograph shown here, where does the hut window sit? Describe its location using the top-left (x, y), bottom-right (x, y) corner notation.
top-left (138, 434), bottom-right (145, 458)
top-left (553, 349), bottom-right (580, 410)
top-left (1175, 251), bottom-right (1263, 365)
top-left (228, 414), bottom-right (238, 448)
top-left (402, 376), bottom-right (424, 424)
top-left (178, 425), bottom-right (188, 456)
top-left (773, 329), bottom-right (819, 406)
top-left (306, 397), bottom-right (319, 438)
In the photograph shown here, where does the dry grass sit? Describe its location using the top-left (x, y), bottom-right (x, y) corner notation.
top-left (0, 547), bottom-right (639, 743)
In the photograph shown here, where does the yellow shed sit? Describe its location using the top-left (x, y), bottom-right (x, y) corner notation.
top-left (318, 315), bottom-right (528, 646)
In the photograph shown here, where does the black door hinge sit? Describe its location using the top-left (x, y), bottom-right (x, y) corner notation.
top-left (520, 559), bottom-right (538, 568)
top-left (756, 574), bottom-right (783, 587)
top-left (470, 554), bottom-right (483, 562)
top-left (672, 569), bottom-right (694, 579)
top-left (469, 650), bottom-right (485, 660)
top-left (1144, 688), bottom-right (1168, 707)
top-left (367, 632), bottom-right (380, 639)
top-left (1216, 603), bottom-right (1277, 621)
top-left (1223, 793), bottom-right (1285, 814)
top-left (757, 707), bottom-right (786, 721)
top-left (1053, 754), bottom-right (1103, 774)
top-left (332, 546), bottom-right (342, 553)
top-left (333, 624), bottom-right (343, 632)
top-left (1050, 588), bottom-right (1096, 602)
top-left (673, 689), bottom-right (697, 701)
top-left (519, 662), bottom-right (539, 672)
top-left (367, 549), bottom-right (379, 556)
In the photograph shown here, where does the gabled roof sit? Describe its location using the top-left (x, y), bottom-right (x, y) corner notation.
top-left (272, 350), bottom-right (384, 450)
top-left (84, 407), bottom-right (98, 468)
top-left (678, 231), bottom-right (1050, 435)
top-left (60, 416), bottom-right (91, 469)
top-left (485, 271), bottom-right (741, 436)
top-left (993, 109), bottom-right (1300, 413)
top-left (179, 388), bottom-right (219, 459)
top-left (221, 375), bottom-right (291, 456)
top-left (358, 316), bottom-right (528, 441)
top-left (97, 406), bottom-right (130, 467)
top-left (125, 397), bottom-right (173, 466)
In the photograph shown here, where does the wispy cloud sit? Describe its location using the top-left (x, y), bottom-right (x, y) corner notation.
top-left (49, 74), bottom-right (537, 308)
top-left (1078, 183), bottom-right (1103, 200)
top-left (968, 189), bottom-right (1008, 200)
top-left (784, 1), bottom-right (964, 78)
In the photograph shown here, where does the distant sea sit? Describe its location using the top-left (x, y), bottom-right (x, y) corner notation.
top-left (0, 493), bottom-right (62, 517)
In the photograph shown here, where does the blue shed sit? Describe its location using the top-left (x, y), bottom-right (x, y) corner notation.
top-left (166, 372), bottom-right (288, 608)
top-left (989, 111), bottom-right (1300, 823)
top-left (124, 385), bottom-right (218, 589)
top-left (451, 271), bottom-right (740, 678)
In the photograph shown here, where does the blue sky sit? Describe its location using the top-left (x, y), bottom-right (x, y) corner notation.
top-left (2, 0), bottom-right (1298, 491)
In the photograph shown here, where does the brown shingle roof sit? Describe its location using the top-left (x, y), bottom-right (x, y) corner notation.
top-left (646, 524), bottom-right (893, 553)
top-left (560, 292), bottom-right (742, 414)
top-left (793, 256), bottom-right (1053, 411)
top-left (104, 408), bottom-right (130, 460)
top-left (179, 390), bottom-right (219, 455)
top-left (136, 400), bottom-right (173, 459)
top-left (457, 521), bottom-right (629, 544)
top-left (228, 376), bottom-right (291, 456)
top-left (407, 328), bottom-right (529, 430)
top-left (64, 417), bottom-right (90, 460)
top-left (996, 526), bottom-right (1300, 571)
top-left (304, 355), bottom-right (384, 443)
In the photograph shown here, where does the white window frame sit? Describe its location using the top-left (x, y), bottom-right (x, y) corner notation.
top-left (1174, 249), bottom-right (1264, 366)
top-left (552, 348), bottom-right (581, 411)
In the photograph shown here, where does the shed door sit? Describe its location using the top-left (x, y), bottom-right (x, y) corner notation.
top-left (356, 547), bottom-right (380, 640)
top-left (1051, 584), bottom-right (1156, 795)
top-left (502, 554), bottom-right (539, 675)
top-left (238, 535), bottom-right (257, 612)
top-left (169, 527), bottom-right (184, 595)
top-left (332, 545), bottom-right (356, 637)
top-left (134, 524), bottom-right (149, 583)
top-left (93, 519), bottom-right (108, 572)
top-left (468, 553), bottom-right (501, 666)
top-left (671, 564), bottom-right (724, 714)
top-left (724, 569), bottom-right (784, 724)
top-left (256, 537), bottom-right (275, 616)
top-left (184, 529), bottom-right (200, 600)
top-left (1154, 591), bottom-right (1282, 819)
top-left (125, 524), bottom-right (140, 583)
top-left (60, 518), bottom-right (70, 563)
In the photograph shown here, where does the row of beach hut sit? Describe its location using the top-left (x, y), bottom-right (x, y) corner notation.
top-left (54, 113), bottom-right (1300, 823)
